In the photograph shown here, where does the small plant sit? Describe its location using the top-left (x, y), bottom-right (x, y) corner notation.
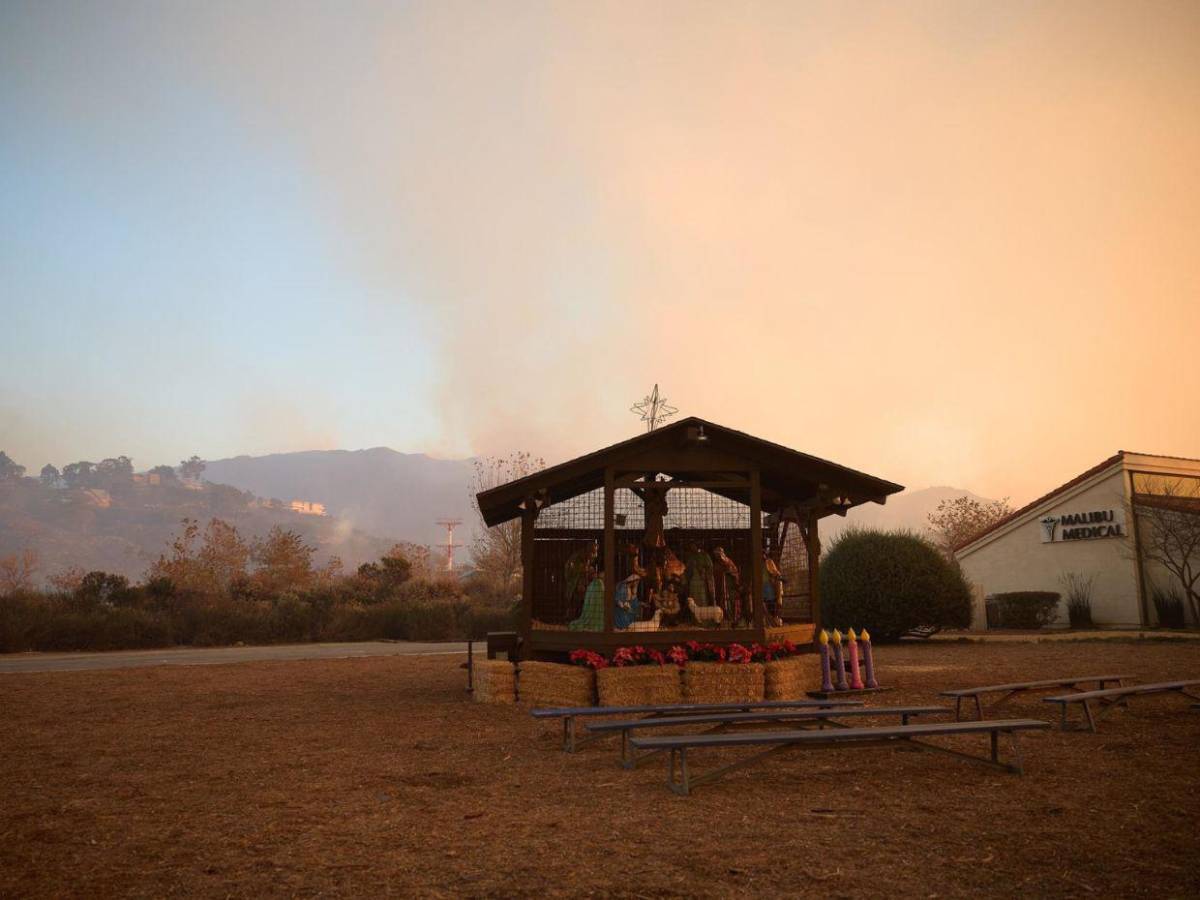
top-left (568, 649), bottom-right (608, 670)
top-left (1151, 585), bottom-right (1186, 629)
top-left (610, 645), bottom-right (665, 667)
top-left (1059, 571), bottom-right (1095, 628)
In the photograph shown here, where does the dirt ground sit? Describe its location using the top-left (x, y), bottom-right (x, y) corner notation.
top-left (2, 641), bottom-right (1199, 898)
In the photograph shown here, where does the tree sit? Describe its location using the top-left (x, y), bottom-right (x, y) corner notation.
top-left (148, 465), bottom-right (178, 482)
top-left (147, 517), bottom-right (250, 596)
top-left (179, 455), bottom-right (206, 481)
top-left (469, 451), bottom-right (544, 596)
top-left (251, 526), bottom-right (315, 595)
top-left (61, 461), bottom-right (95, 488)
top-left (928, 495), bottom-right (1013, 555)
top-left (40, 464), bottom-right (61, 487)
top-left (0, 451), bottom-right (25, 481)
top-left (0, 548), bottom-right (38, 593)
top-left (96, 456), bottom-right (134, 480)
top-left (1132, 478), bottom-right (1200, 624)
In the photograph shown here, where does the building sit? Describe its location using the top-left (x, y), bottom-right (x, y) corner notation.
top-left (955, 452), bottom-right (1200, 628)
top-left (474, 416), bottom-right (902, 659)
top-left (289, 500), bottom-right (327, 516)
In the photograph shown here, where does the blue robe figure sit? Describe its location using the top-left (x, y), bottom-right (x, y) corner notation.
top-left (614, 575), bottom-right (642, 629)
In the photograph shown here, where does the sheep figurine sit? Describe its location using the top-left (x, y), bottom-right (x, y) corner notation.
top-left (622, 609), bottom-right (664, 632)
top-left (688, 598), bottom-right (724, 626)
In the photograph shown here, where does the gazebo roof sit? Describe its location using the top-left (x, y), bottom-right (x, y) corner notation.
top-left (476, 417), bottom-right (903, 527)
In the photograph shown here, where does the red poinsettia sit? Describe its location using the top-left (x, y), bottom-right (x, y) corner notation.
top-left (568, 649), bottom-right (608, 670)
top-left (726, 643), bottom-right (753, 664)
top-left (665, 645), bottom-right (689, 667)
top-left (612, 645), bottom-right (665, 667)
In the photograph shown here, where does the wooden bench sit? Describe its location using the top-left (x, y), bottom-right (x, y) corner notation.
top-left (631, 719), bottom-right (1051, 795)
top-left (586, 705), bottom-right (950, 769)
top-left (940, 675), bottom-right (1127, 721)
top-left (1042, 680), bottom-right (1200, 732)
top-left (530, 699), bottom-right (864, 753)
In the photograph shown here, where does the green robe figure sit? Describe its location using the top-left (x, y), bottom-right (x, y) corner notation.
top-left (569, 575), bottom-right (605, 631)
top-left (683, 542), bottom-right (715, 607)
top-left (563, 542), bottom-right (597, 621)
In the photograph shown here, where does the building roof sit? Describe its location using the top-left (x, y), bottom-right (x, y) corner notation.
top-left (954, 449), bottom-right (1200, 553)
top-left (475, 416), bottom-right (903, 527)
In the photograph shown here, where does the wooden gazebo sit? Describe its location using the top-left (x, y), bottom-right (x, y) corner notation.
top-left (476, 418), bottom-right (903, 660)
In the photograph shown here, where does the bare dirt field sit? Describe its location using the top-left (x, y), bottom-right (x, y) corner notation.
top-left (2, 640), bottom-right (1199, 898)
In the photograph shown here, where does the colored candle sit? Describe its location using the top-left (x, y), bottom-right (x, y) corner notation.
top-left (847, 628), bottom-right (865, 689)
top-left (831, 629), bottom-right (848, 691)
top-left (818, 629), bottom-right (833, 692)
top-left (861, 628), bottom-right (879, 689)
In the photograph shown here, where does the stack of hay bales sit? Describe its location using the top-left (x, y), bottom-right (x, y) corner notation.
top-left (596, 666), bottom-right (683, 707)
top-left (682, 662), bottom-right (765, 704)
top-left (472, 659), bottom-right (517, 703)
top-left (763, 656), bottom-right (819, 700)
top-left (517, 661), bottom-right (595, 707)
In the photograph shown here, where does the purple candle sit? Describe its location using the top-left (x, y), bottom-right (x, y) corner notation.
top-left (861, 628), bottom-right (879, 689)
top-left (831, 629), bottom-right (848, 691)
top-left (818, 629), bottom-right (833, 692)
top-left (847, 628), bottom-right (865, 690)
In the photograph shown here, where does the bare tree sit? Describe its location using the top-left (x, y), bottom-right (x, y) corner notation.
top-left (1132, 478), bottom-right (1200, 624)
top-left (469, 451), bottom-right (544, 596)
top-left (928, 495), bottom-right (1013, 556)
top-left (0, 548), bottom-right (38, 593)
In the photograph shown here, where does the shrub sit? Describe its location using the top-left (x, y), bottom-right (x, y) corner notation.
top-left (992, 591), bottom-right (1061, 629)
top-left (1059, 572), bottom-right (1095, 628)
top-left (820, 529), bottom-right (972, 642)
top-left (1151, 585), bottom-right (1186, 628)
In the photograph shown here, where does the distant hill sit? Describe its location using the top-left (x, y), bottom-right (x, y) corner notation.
top-left (820, 485), bottom-right (998, 543)
top-left (0, 477), bottom-right (399, 584)
top-left (204, 448), bottom-right (475, 546)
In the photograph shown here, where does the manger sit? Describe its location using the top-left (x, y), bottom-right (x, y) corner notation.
top-left (475, 417), bottom-right (902, 660)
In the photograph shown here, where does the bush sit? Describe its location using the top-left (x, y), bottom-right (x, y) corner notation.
top-left (1151, 585), bottom-right (1186, 628)
top-left (1059, 571), bottom-right (1095, 628)
top-left (820, 529), bottom-right (972, 642)
top-left (992, 591), bottom-right (1061, 629)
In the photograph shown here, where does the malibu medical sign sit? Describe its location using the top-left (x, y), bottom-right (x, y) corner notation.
top-left (1039, 508), bottom-right (1126, 543)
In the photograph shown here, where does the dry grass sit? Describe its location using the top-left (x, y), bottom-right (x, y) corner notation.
top-left (2, 641), bottom-right (1199, 898)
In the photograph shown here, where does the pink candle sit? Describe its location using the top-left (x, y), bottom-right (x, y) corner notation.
top-left (861, 628), bottom-right (879, 689)
top-left (818, 629), bottom-right (833, 692)
top-left (831, 630), bottom-right (848, 691)
top-left (847, 628), bottom-right (865, 690)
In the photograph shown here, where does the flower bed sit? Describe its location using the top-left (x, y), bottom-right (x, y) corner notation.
top-left (472, 659), bottom-right (516, 704)
top-left (517, 661), bottom-right (594, 707)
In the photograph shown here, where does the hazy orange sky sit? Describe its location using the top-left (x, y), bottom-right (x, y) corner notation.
top-left (2, 1), bottom-right (1198, 505)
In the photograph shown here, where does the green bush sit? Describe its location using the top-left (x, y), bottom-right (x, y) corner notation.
top-left (992, 591), bottom-right (1061, 629)
top-left (820, 529), bottom-right (973, 642)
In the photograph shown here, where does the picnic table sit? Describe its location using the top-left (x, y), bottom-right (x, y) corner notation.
top-left (586, 704), bottom-right (950, 768)
top-left (530, 699), bottom-right (864, 752)
top-left (1043, 680), bottom-right (1200, 732)
top-left (940, 675), bottom-right (1127, 721)
top-left (631, 718), bottom-right (1051, 795)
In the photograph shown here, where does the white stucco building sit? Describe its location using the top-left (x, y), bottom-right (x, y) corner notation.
top-left (955, 452), bottom-right (1200, 628)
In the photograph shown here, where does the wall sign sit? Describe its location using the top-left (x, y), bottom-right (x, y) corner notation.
top-left (1040, 508), bottom-right (1126, 543)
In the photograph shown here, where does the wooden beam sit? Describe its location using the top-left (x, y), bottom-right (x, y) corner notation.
top-left (807, 508), bottom-right (821, 640)
top-left (751, 468), bottom-right (765, 631)
top-left (520, 504), bottom-right (536, 659)
top-left (603, 466), bottom-right (615, 633)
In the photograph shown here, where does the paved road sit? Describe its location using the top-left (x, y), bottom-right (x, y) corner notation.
top-left (0, 641), bottom-right (472, 674)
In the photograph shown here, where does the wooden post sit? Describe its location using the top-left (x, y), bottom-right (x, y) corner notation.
top-left (520, 503), bottom-right (536, 658)
top-left (1126, 468), bottom-right (1149, 626)
top-left (750, 469), bottom-right (765, 632)
top-left (807, 508), bottom-right (821, 640)
top-left (603, 466), bottom-right (615, 633)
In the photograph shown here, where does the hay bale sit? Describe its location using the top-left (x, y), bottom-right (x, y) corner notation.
top-left (764, 656), bottom-right (820, 700)
top-left (682, 662), bottom-right (764, 704)
top-left (472, 659), bottom-right (516, 704)
top-left (596, 666), bottom-right (682, 707)
top-left (518, 661), bottom-right (595, 708)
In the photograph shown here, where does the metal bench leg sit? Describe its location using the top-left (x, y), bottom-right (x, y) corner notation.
top-left (668, 748), bottom-right (691, 796)
top-left (954, 697), bottom-right (962, 722)
top-left (990, 731), bottom-right (998, 764)
top-left (563, 716), bottom-right (576, 752)
top-left (1082, 701), bottom-right (1097, 733)
top-left (974, 695), bottom-right (984, 721)
top-left (1008, 732), bottom-right (1025, 775)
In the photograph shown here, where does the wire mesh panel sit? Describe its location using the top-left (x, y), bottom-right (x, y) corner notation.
top-left (776, 521), bottom-right (812, 622)
top-left (529, 480), bottom-right (770, 633)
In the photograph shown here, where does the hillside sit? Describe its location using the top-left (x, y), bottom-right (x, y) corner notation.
top-left (204, 449), bottom-right (475, 546)
top-left (0, 477), bottom-right (399, 584)
top-left (820, 485), bottom-right (997, 543)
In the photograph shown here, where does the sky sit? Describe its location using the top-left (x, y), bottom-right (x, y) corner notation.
top-left (2, 0), bottom-right (1198, 506)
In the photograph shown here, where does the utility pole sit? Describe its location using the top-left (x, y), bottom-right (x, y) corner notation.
top-left (435, 519), bottom-right (463, 573)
